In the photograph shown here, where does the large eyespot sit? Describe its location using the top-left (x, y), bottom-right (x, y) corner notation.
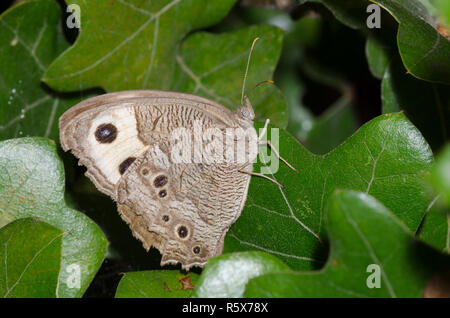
top-left (177, 225), bottom-right (188, 239)
top-left (95, 123), bottom-right (117, 143)
top-left (119, 157), bottom-right (136, 175)
top-left (154, 175), bottom-right (168, 188)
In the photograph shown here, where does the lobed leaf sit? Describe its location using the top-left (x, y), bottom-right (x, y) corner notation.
top-left (115, 270), bottom-right (199, 298)
top-left (225, 113), bottom-right (434, 270)
top-left (0, 0), bottom-right (85, 141)
top-left (245, 191), bottom-right (450, 297)
top-left (0, 218), bottom-right (63, 298)
top-left (0, 138), bottom-right (107, 297)
top-left (193, 251), bottom-right (290, 298)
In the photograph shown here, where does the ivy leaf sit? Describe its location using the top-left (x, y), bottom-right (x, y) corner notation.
top-left (192, 251), bottom-right (290, 298)
top-left (434, 0), bottom-right (450, 26)
top-left (365, 33), bottom-right (396, 79)
top-left (305, 97), bottom-right (358, 155)
top-left (312, 0), bottom-right (450, 84)
top-left (44, 0), bottom-right (237, 92)
top-left (225, 113), bottom-right (434, 270)
top-left (0, 0), bottom-right (84, 141)
top-left (373, 0), bottom-right (450, 84)
top-left (430, 145), bottom-right (450, 206)
top-left (0, 138), bottom-right (108, 297)
top-left (418, 145), bottom-right (450, 254)
top-left (309, 0), bottom-right (371, 29)
top-left (245, 190), bottom-right (449, 297)
top-left (419, 204), bottom-right (450, 254)
top-left (382, 58), bottom-right (450, 150)
top-left (115, 271), bottom-right (199, 298)
top-left (0, 218), bottom-right (63, 298)
top-left (417, 0), bottom-right (450, 29)
top-left (172, 24), bottom-right (288, 128)
top-left (216, 7), bottom-right (321, 137)
top-left (43, 0), bottom-right (287, 127)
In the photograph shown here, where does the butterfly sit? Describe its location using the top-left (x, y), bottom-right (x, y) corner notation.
top-left (59, 39), bottom-right (295, 269)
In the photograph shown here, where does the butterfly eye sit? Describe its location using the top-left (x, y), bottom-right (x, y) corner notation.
top-left (241, 109), bottom-right (250, 118)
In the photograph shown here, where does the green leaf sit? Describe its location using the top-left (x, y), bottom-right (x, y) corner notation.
top-left (0, 218), bottom-right (63, 298)
top-left (420, 0), bottom-right (450, 27)
top-left (225, 113), bottom-right (434, 270)
top-left (305, 97), bottom-right (358, 155)
top-left (312, 0), bottom-right (450, 84)
top-left (245, 190), bottom-right (449, 297)
top-left (0, 138), bottom-right (107, 297)
top-left (373, 0), bottom-right (450, 84)
top-left (430, 145), bottom-right (450, 206)
top-left (0, 0), bottom-right (84, 141)
top-left (115, 271), bottom-right (199, 298)
top-left (419, 145), bottom-right (450, 254)
top-left (43, 0), bottom-right (288, 127)
top-left (193, 251), bottom-right (290, 298)
top-left (44, 0), bottom-right (237, 92)
top-left (381, 59), bottom-right (450, 150)
top-left (434, 0), bottom-right (450, 25)
top-left (172, 24), bottom-right (288, 128)
top-left (365, 34), bottom-right (395, 79)
top-left (418, 204), bottom-right (450, 254)
top-left (309, 0), bottom-right (371, 29)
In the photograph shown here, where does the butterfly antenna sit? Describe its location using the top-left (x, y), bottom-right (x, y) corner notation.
top-left (248, 79), bottom-right (275, 96)
top-left (241, 37), bottom-right (260, 105)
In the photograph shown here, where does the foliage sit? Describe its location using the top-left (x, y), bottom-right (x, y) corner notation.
top-left (0, 0), bottom-right (449, 298)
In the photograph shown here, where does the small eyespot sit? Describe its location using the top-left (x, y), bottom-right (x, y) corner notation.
top-left (154, 175), bottom-right (168, 188)
top-left (159, 190), bottom-right (167, 198)
top-left (119, 157), bottom-right (136, 175)
top-left (95, 123), bottom-right (117, 143)
top-left (193, 246), bottom-right (200, 254)
top-left (178, 226), bottom-right (188, 238)
top-left (141, 168), bottom-right (149, 176)
top-left (162, 215), bottom-right (169, 222)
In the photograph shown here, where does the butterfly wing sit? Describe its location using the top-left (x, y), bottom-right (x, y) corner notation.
top-left (59, 90), bottom-right (237, 198)
top-left (60, 90), bottom-right (254, 269)
top-left (116, 146), bottom-right (252, 270)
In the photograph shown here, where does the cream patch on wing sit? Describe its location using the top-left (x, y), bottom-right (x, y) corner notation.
top-left (87, 106), bottom-right (148, 185)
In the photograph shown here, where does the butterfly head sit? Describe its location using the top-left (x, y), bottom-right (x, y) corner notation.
top-left (237, 95), bottom-right (255, 121)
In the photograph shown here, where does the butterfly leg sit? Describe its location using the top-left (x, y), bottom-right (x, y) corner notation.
top-left (258, 139), bottom-right (298, 173)
top-left (257, 119), bottom-right (297, 173)
top-left (238, 169), bottom-right (285, 189)
top-left (257, 118), bottom-right (270, 143)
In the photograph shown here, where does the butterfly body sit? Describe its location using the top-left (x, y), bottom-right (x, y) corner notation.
top-left (60, 90), bottom-right (256, 269)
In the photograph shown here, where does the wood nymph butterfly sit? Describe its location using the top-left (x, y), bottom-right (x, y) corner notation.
top-left (59, 39), bottom-right (294, 269)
